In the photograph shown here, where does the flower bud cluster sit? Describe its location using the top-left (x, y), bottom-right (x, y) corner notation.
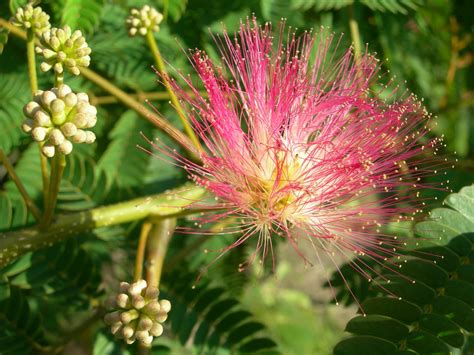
top-left (22, 85), bottom-right (97, 157)
top-left (126, 5), bottom-right (163, 36)
top-left (36, 25), bottom-right (91, 75)
top-left (104, 280), bottom-right (171, 345)
top-left (11, 4), bottom-right (51, 36)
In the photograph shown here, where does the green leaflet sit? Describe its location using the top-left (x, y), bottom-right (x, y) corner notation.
top-left (333, 185), bottom-right (474, 354)
top-left (57, 153), bottom-right (108, 211)
top-left (96, 110), bottom-right (154, 191)
top-left (290, 0), bottom-right (420, 13)
top-left (0, 73), bottom-right (30, 154)
top-left (0, 286), bottom-right (49, 354)
top-left (160, 266), bottom-right (279, 353)
top-left (61, 0), bottom-right (104, 33)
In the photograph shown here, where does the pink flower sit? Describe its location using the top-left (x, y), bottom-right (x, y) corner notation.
top-left (150, 18), bottom-right (445, 293)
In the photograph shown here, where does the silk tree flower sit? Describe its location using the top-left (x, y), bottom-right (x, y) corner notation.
top-left (149, 19), bottom-right (446, 294)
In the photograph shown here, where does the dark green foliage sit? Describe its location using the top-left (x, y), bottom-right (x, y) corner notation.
top-left (0, 26), bottom-right (8, 54)
top-left (160, 267), bottom-right (279, 353)
top-left (333, 186), bottom-right (474, 354)
top-left (0, 0), bottom-right (472, 353)
top-left (61, 0), bottom-right (104, 33)
top-left (0, 286), bottom-right (50, 354)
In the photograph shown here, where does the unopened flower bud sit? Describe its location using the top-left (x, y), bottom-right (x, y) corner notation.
top-left (144, 286), bottom-right (159, 299)
top-left (34, 110), bottom-right (52, 126)
top-left (42, 144), bottom-right (55, 158)
top-left (71, 130), bottom-right (86, 143)
top-left (137, 316), bottom-right (153, 331)
top-left (135, 330), bottom-right (153, 345)
top-left (143, 300), bottom-right (160, 315)
top-left (126, 5), bottom-right (163, 37)
top-left (22, 85), bottom-right (97, 157)
top-left (104, 311), bottom-right (121, 325)
top-left (149, 322), bottom-right (163, 337)
top-left (110, 323), bottom-right (122, 336)
top-left (76, 92), bottom-right (89, 102)
top-left (155, 311), bottom-right (168, 323)
top-left (41, 91), bottom-right (56, 105)
top-left (21, 119), bottom-right (33, 133)
top-left (58, 140), bottom-right (73, 154)
top-left (73, 113), bottom-right (88, 127)
top-left (122, 325), bottom-right (134, 339)
top-left (128, 279), bottom-right (147, 296)
top-left (64, 93), bottom-right (78, 107)
top-left (85, 131), bottom-right (96, 144)
top-left (32, 127), bottom-right (48, 142)
top-left (37, 25), bottom-right (91, 76)
top-left (49, 129), bottom-right (65, 145)
top-left (131, 295), bottom-right (146, 309)
top-left (61, 122), bottom-right (77, 137)
top-left (11, 4), bottom-right (50, 36)
top-left (119, 282), bottom-right (130, 292)
top-left (120, 309), bottom-right (139, 324)
top-left (51, 99), bottom-right (65, 114)
top-left (104, 280), bottom-right (171, 346)
top-left (23, 101), bottom-right (40, 116)
top-left (159, 299), bottom-right (172, 313)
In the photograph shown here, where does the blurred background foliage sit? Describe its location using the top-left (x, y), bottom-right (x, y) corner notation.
top-left (0, 0), bottom-right (473, 354)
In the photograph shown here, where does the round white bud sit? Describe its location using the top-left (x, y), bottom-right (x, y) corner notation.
top-left (61, 122), bottom-right (77, 137)
top-left (32, 127), bottom-right (48, 142)
top-left (149, 323), bottom-right (164, 337)
top-left (21, 119), bottom-right (33, 133)
top-left (49, 129), bottom-right (65, 145)
top-left (159, 299), bottom-right (172, 313)
top-left (71, 130), bottom-right (86, 143)
top-left (58, 140), bottom-right (73, 154)
top-left (42, 144), bottom-right (55, 158)
top-left (23, 101), bottom-right (40, 117)
top-left (84, 131), bottom-right (96, 144)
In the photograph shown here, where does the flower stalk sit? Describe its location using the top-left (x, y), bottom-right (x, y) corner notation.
top-left (145, 30), bottom-right (202, 152)
top-left (349, 4), bottom-right (362, 62)
top-left (145, 219), bottom-right (176, 288)
top-left (134, 221), bottom-right (152, 282)
top-left (41, 152), bottom-right (66, 228)
top-left (25, 26), bottom-right (50, 201)
top-left (26, 29), bottom-right (38, 94)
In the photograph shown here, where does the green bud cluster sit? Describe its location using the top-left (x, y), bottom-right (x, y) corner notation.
top-left (126, 5), bottom-right (163, 36)
top-left (22, 84), bottom-right (97, 157)
top-left (104, 280), bottom-right (171, 345)
top-left (36, 26), bottom-right (91, 75)
top-left (11, 4), bottom-right (51, 36)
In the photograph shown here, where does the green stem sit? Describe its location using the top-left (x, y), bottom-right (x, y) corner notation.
top-left (134, 221), bottom-right (152, 282)
top-left (80, 65), bottom-right (197, 156)
top-left (0, 18), bottom-right (198, 158)
top-left (0, 149), bottom-right (41, 221)
top-left (0, 185), bottom-right (206, 267)
top-left (145, 30), bottom-right (202, 152)
top-left (145, 219), bottom-right (176, 288)
top-left (54, 72), bottom-right (64, 87)
top-left (40, 153), bottom-right (66, 228)
top-left (26, 27), bottom-right (50, 204)
top-left (138, 218), bottom-right (176, 355)
top-left (348, 5), bottom-right (362, 62)
top-left (26, 29), bottom-right (38, 95)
